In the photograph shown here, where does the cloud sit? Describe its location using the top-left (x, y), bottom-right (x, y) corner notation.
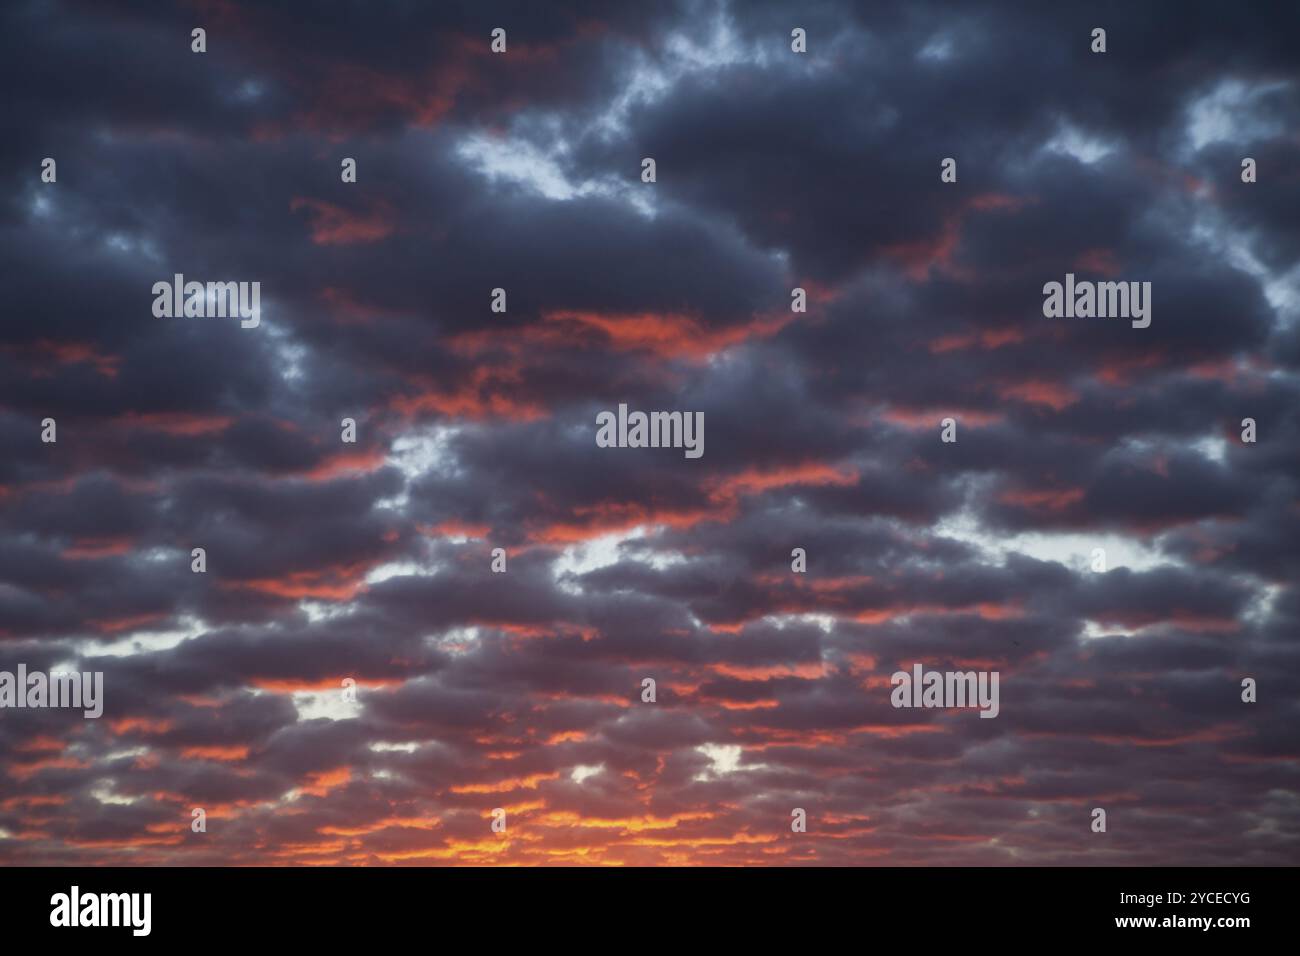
top-left (0, 0), bottom-right (1297, 866)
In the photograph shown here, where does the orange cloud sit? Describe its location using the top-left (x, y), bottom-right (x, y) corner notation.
top-left (251, 676), bottom-right (402, 692)
top-left (16, 339), bottom-right (121, 378)
top-left (62, 536), bottom-right (133, 559)
top-left (706, 461), bottom-right (858, 502)
top-left (10, 756), bottom-right (91, 781)
top-left (296, 447), bottom-right (388, 481)
top-left (930, 327), bottom-right (1025, 353)
top-left (113, 411), bottom-right (234, 437)
top-left (1074, 247), bottom-right (1122, 276)
top-left (421, 521), bottom-right (492, 539)
top-left (881, 406), bottom-right (1004, 428)
top-left (527, 501), bottom-right (715, 544)
top-left (539, 308), bottom-right (792, 361)
top-left (998, 486), bottom-right (1086, 512)
top-left (451, 772), bottom-right (560, 794)
top-left (88, 612), bottom-right (167, 634)
top-left (391, 364), bottom-right (547, 422)
top-left (109, 717), bottom-right (175, 735)
top-left (290, 197), bottom-right (396, 245)
top-left (997, 379), bottom-right (1080, 410)
top-left (180, 745), bottom-right (250, 762)
top-left (223, 560), bottom-right (377, 600)
top-left (298, 768), bottom-right (352, 797)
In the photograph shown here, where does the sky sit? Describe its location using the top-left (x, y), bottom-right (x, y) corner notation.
top-left (1, 0), bottom-right (1298, 866)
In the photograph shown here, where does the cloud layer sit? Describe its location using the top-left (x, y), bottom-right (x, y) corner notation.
top-left (1, 0), bottom-right (1298, 865)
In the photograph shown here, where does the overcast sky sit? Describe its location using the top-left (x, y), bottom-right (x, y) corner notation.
top-left (1, 0), bottom-right (1298, 865)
